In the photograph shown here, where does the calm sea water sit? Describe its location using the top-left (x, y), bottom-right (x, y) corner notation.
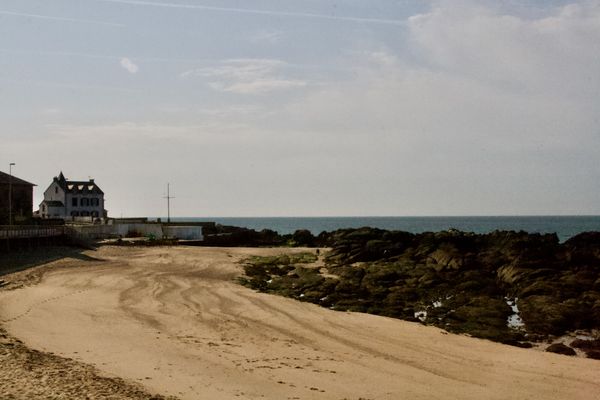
top-left (167, 216), bottom-right (600, 242)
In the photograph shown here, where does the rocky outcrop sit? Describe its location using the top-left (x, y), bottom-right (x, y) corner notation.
top-left (202, 226), bottom-right (321, 247)
top-left (546, 343), bottom-right (577, 356)
top-left (571, 338), bottom-right (600, 359)
top-left (241, 228), bottom-right (600, 352)
top-left (202, 226), bottom-right (286, 247)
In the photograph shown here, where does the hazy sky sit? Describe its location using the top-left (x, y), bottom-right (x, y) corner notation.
top-left (2, 0), bottom-right (599, 217)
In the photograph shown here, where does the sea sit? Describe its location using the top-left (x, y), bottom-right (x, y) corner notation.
top-left (166, 216), bottom-right (600, 242)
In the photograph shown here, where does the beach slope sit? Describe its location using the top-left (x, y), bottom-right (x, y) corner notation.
top-left (1, 246), bottom-right (599, 399)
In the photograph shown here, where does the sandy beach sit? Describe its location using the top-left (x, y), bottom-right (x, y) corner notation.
top-left (1, 245), bottom-right (599, 399)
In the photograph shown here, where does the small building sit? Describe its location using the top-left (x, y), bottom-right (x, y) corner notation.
top-left (0, 171), bottom-right (36, 224)
top-left (39, 172), bottom-right (107, 220)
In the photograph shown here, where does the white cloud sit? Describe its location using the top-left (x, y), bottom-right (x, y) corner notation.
top-left (407, 1), bottom-right (600, 100)
top-left (181, 59), bottom-right (283, 80)
top-left (91, 0), bottom-right (407, 25)
top-left (46, 121), bottom-right (248, 141)
top-left (365, 50), bottom-right (399, 68)
top-left (9, 0), bottom-right (600, 216)
top-left (120, 57), bottom-right (139, 74)
top-left (210, 79), bottom-right (307, 94)
top-left (40, 108), bottom-right (61, 116)
top-left (261, 1), bottom-right (600, 214)
top-left (0, 9), bottom-right (124, 27)
top-left (196, 105), bottom-right (263, 116)
top-left (181, 59), bottom-right (307, 94)
top-left (247, 29), bottom-right (284, 44)
top-left (157, 104), bottom-right (264, 117)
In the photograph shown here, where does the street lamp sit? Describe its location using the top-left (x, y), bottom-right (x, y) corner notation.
top-left (8, 162), bottom-right (15, 226)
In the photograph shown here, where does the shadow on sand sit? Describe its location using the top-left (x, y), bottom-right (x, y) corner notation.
top-left (0, 245), bottom-right (103, 278)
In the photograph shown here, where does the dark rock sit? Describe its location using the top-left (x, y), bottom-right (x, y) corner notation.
top-left (203, 226), bottom-right (286, 247)
top-left (239, 227), bottom-right (600, 345)
top-left (563, 232), bottom-right (600, 264)
top-left (545, 343), bottom-right (577, 356)
top-left (585, 350), bottom-right (600, 360)
top-left (519, 296), bottom-right (589, 335)
top-left (570, 338), bottom-right (600, 351)
top-left (292, 230), bottom-right (316, 247)
top-left (502, 340), bottom-right (533, 348)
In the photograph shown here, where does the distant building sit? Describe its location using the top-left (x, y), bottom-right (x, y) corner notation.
top-left (0, 171), bottom-right (36, 224)
top-left (39, 172), bottom-right (106, 219)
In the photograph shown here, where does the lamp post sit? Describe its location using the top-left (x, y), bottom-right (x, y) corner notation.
top-left (8, 162), bottom-right (15, 226)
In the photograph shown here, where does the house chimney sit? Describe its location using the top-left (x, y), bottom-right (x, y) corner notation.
top-left (90, 179), bottom-right (95, 183)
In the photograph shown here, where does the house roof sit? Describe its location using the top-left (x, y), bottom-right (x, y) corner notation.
top-left (0, 171), bottom-right (36, 186)
top-left (54, 171), bottom-right (104, 195)
top-left (41, 200), bottom-right (65, 207)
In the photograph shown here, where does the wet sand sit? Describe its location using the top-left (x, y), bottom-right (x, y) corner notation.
top-left (1, 246), bottom-right (599, 399)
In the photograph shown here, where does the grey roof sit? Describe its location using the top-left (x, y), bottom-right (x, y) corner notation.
top-left (42, 200), bottom-right (65, 207)
top-left (0, 171), bottom-right (36, 186)
top-left (54, 171), bottom-right (104, 195)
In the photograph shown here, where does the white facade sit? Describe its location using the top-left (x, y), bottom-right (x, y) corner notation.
top-left (39, 172), bottom-right (106, 219)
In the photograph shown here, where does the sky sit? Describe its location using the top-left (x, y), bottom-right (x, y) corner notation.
top-left (1, 0), bottom-right (600, 217)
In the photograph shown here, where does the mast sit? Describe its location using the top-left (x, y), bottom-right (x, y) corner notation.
top-left (8, 163), bottom-right (15, 225)
top-left (164, 183), bottom-right (174, 223)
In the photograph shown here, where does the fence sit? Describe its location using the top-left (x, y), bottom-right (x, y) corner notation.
top-left (0, 224), bottom-right (203, 242)
top-left (68, 224), bottom-right (203, 241)
top-left (0, 225), bottom-right (67, 239)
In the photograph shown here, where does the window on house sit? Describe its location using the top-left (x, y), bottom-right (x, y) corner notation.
top-left (81, 198), bottom-right (89, 206)
top-left (92, 198), bottom-right (99, 206)
top-left (55, 187), bottom-right (58, 194)
top-left (72, 197), bottom-right (78, 207)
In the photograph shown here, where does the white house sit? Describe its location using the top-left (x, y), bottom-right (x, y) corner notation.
top-left (39, 172), bottom-right (106, 219)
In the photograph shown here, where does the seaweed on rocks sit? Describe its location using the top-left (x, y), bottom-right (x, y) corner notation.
top-left (240, 228), bottom-right (600, 350)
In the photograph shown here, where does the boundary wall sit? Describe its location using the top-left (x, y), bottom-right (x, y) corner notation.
top-left (69, 223), bottom-right (202, 241)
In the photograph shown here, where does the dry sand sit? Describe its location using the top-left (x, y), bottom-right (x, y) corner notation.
top-left (1, 246), bottom-right (599, 400)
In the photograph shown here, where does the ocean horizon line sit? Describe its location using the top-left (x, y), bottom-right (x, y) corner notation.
top-left (157, 214), bottom-right (600, 219)
top-left (141, 215), bottom-right (600, 242)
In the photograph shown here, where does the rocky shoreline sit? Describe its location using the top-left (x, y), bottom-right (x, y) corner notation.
top-left (239, 227), bottom-right (600, 358)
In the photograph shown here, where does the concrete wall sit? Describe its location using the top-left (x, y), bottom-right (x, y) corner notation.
top-left (70, 223), bottom-right (162, 239)
top-left (68, 225), bottom-right (114, 239)
top-left (163, 226), bottom-right (203, 240)
top-left (118, 223), bottom-right (164, 238)
top-left (45, 205), bottom-right (65, 219)
top-left (69, 223), bottom-right (202, 241)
